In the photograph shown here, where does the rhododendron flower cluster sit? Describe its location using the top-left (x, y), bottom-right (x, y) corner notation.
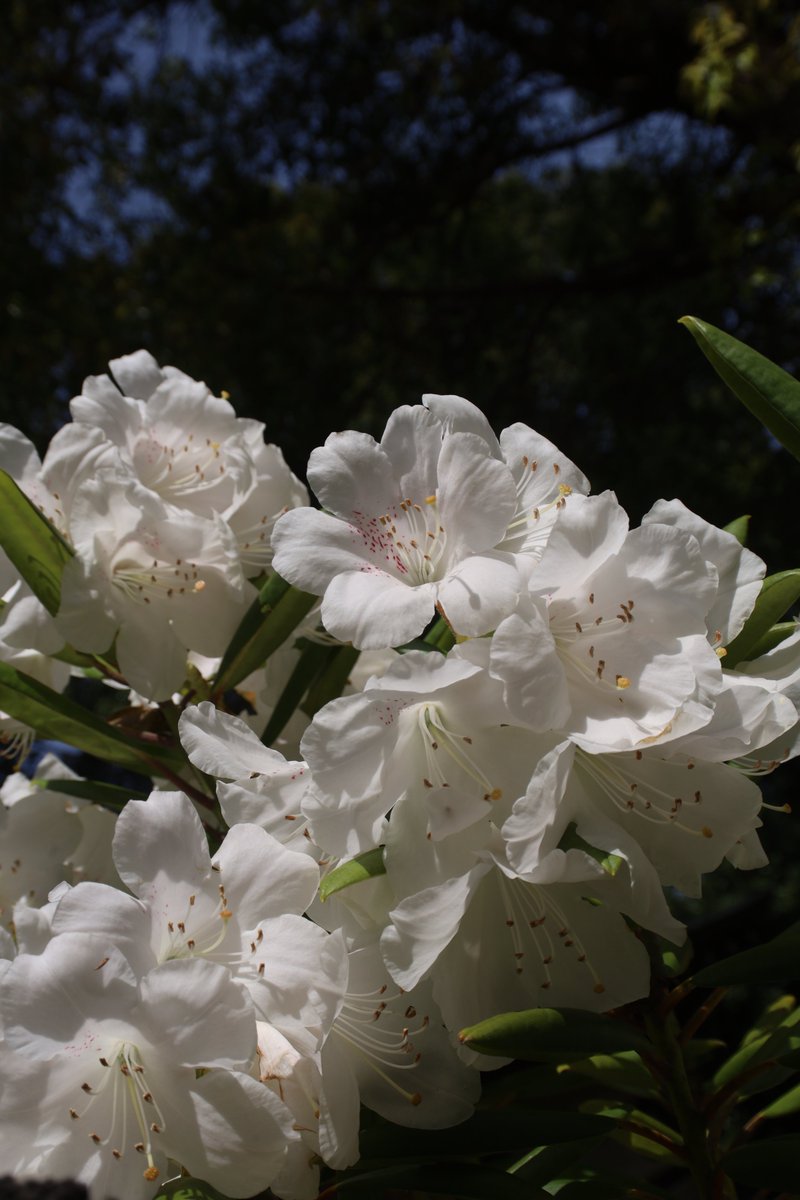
top-left (0, 352), bottom-right (797, 1200)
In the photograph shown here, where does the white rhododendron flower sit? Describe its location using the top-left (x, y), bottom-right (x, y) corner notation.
top-left (272, 404), bottom-right (522, 647)
top-left (70, 350), bottom-right (309, 578)
top-left (54, 471), bottom-right (249, 698)
top-left (53, 791), bottom-right (347, 1056)
top-left (0, 933), bottom-right (288, 1199)
top-left (489, 492), bottom-right (723, 751)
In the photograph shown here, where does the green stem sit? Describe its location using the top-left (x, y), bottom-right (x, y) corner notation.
top-left (643, 1008), bottom-right (721, 1199)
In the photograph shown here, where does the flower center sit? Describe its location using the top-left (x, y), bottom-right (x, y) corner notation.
top-left (133, 429), bottom-right (227, 501)
top-left (111, 554), bottom-right (207, 606)
top-left (331, 979), bottom-right (429, 1107)
top-left (498, 873), bottom-right (606, 995)
top-left (70, 1043), bottom-right (166, 1183)
top-left (352, 496), bottom-right (448, 583)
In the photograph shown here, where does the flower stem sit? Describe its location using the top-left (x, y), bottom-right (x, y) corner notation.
top-left (642, 1006), bottom-right (723, 1199)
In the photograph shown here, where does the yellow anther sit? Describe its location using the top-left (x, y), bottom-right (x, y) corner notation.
top-left (615, 675), bottom-right (631, 689)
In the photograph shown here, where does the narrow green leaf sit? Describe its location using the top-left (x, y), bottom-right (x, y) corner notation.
top-left (459, 1008), bottom-right (651, 1062)
top-left (302, 644), bottom-right (360, 718)
top-left (722, 515), bottom-right (750, 545)
top-left (0, 660), bottom-right (184, 775)
top-left (581, 1100), bottom-right (683, 1163)
top-left (551, 1176), bottom-right (672, 1199)
top-left (721, 1136), bottom-right (800, 1191)
top-left (509, 1139), bottom-right (607, 1189)
top-left (560, 1050), bottom-right (658, 1100)
top-left (333, 1163), bottom-right (550, 1199)
top-left (260, 639), bottom-right (331, 746)
top-left (693, 921), bottom-right (800, 987)
top-left (0, 468), bottom-right (73, 614)
top-left (744, 620), bottom-right (797, 659)
top-left (755, 1078), bottom-right (800, 1119)
top-left (319, 847), bottom-right (386, 901)
top-left (679, 315), bottom-right (800, 461)
top-left (213, 573), bottom-right (317, 694)
top-left (43, 777), bottom-right (150, 810)
top-left (713, 997), bottom-right (799, 1088)
top-left (725, 570), bottom-right (800, 666)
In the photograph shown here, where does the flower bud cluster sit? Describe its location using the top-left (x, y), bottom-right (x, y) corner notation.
top-left (0, 366), bottom-right (798, 1199)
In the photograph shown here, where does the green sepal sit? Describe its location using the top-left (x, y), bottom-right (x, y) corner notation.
top-left (458, 1008), bottom-right (651, 1062)
top-left (213, 572), bottom-right (317, 694)
top-left (693, 920), bottom-right (800, 987)
top-left (724, 570), bottom-right (800, 667)
top-left (679, 315), bottom-right (800, 461)
top-left (0, 659), bottom-right (184, 775)
top-left (319, 847), bottom-right (386, 902)
top-left (721, 1136), bottom-right (800, 1192)
top-left (0, 468), bottom-right (73, 614)
top-left (722, 515), bottom-right (750, 545)
top-left (41, 777), bottom-right (150, 810)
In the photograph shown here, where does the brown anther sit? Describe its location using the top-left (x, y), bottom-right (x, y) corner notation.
top-left (81, 1083), bottom-right (92, 1093)
top-left (258, 962), bottom-right (265, 976)
top-left (405, 1005), bottom-right (417, 1018)
top-left (94, 957), bottom-right (109, 970)
top-left (90, 1133), bottom-right (101, 1143)
top-left (99, 1057), bottom-right (109, 1067)
top-left (69, 1109), bottom-right (79, 1119)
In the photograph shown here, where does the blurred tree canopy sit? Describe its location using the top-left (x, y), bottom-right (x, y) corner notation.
top-left (3, 0), bottom-right (800, 566)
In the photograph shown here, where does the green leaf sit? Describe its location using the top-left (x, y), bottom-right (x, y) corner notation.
top-left (42, 777), bottom-right (150, 810)
top-left (332, 1163), bottom-right (550, 1199)
top-left (0, 660), bottom-right (184, 775)
top-left (357, 1109), bottom-right (615, 1166)
top-left (713, 996), bottom-right (800, 1089)
top-left (213, 572), bottom-right (318, 694)
top-left (153, 1180), bottom-right (228, 1200)
top-left (319, 847), bottom-right (386, 901)
top-left (459, 1008), bottom-right (651, 1062)
top-left (693, 921), bottom-right (800, 987)
top-left (260, 638), bottom-right (331, 746)
top-left (724, 571), bottom-right (800, 666)
top-left (744, 620), bottom-right (798, 659)
top-left (679, 315), bottom-right (800, 461)
top-left (509, 1139), bottom-right (608, 1190)
top-left (302, 644), bottom-right (360, 718)
top-left (755, 1078), bottom-right (800, 1119)
top-left (722, 515), bottom-right (750, 545)
top-left (581, 1100), bottom-right (682, 1163)
top-left (0, 468), bottom-right (73, 615)
top-left (549, 1175), bottom-right (672, 1198)
top-left (559, 1051), bottom-right (659, 1100)
top-left (721, 1136), bottom-right (800, 1191)
top-left (425, 615), bottom-right (456, 652)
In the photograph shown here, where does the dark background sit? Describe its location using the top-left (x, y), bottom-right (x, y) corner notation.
top-left (2, 0), bottom-right (799, 942)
